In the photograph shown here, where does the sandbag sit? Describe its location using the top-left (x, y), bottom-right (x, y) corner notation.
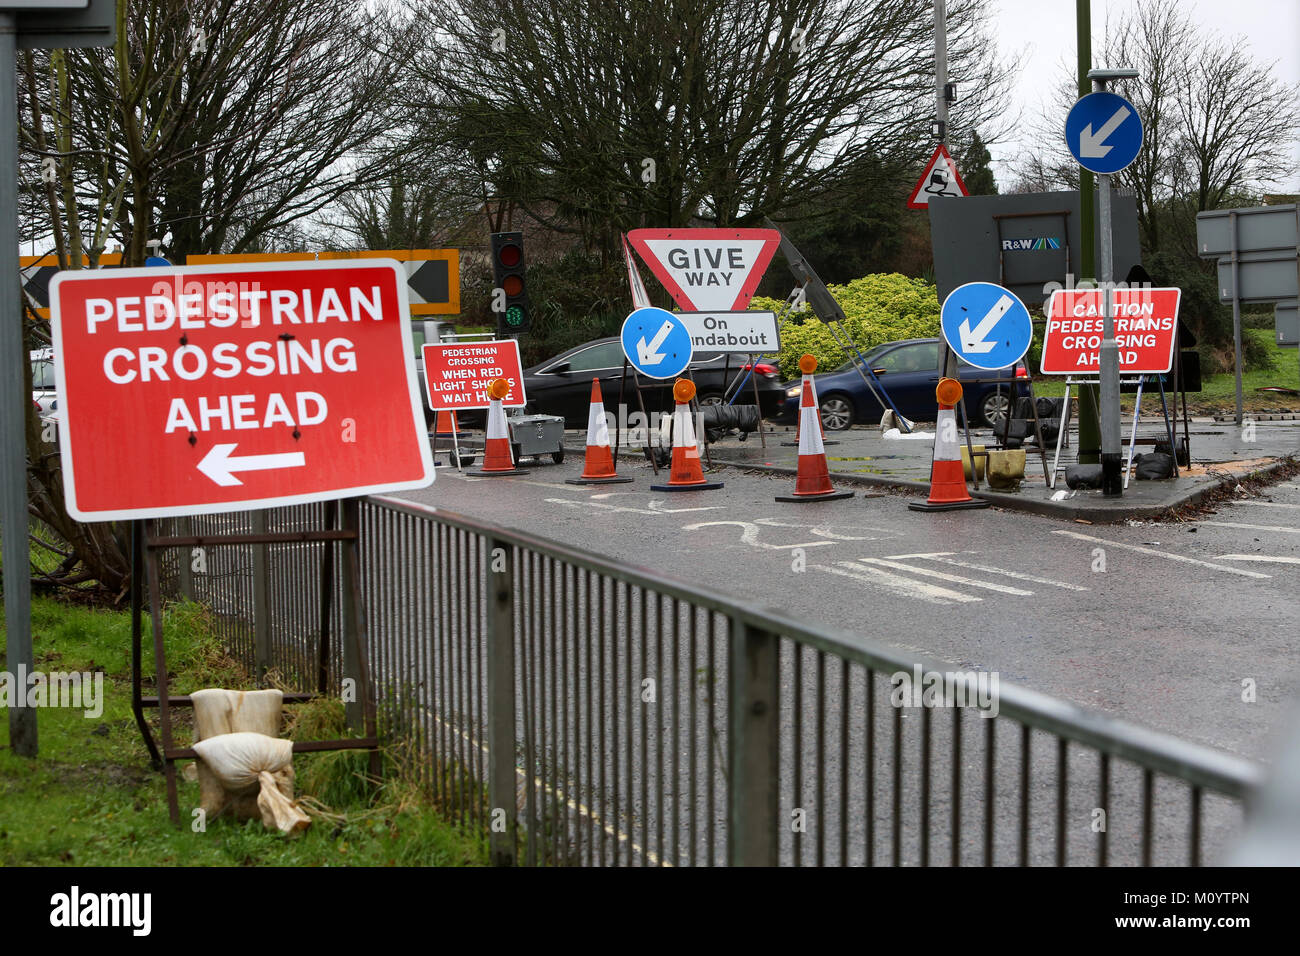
top-left (190, 688), bottom-right (284, 741)
top-left (192, 732), bottom-right (309, 834)
top-left (191, 688), bottom-right (285, 822)
top-left (1065, 464), bottom-right (1103, 489)
top-left (1133, 452), bottom-right (1174, 480)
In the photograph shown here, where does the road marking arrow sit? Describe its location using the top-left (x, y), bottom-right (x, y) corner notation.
top-left (959, 294), bottom-right (1014, 353)
top-left (198, 444), bottom-right (306, 487)
top-left (1078, 104), bottom-right (1131, 158)
top-left (637, 321), bottom-right (673, 366)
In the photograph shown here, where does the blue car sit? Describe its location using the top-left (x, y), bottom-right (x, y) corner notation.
top-left (777, 338), bottom-right (1030, 430)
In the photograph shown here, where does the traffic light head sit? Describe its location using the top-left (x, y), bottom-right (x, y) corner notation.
top-left (490, 232), bottom-right (529, 335)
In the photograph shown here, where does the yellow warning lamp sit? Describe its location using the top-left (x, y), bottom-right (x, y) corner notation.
top-left (673, 378), bottom-right (696, 403)
top-left (488, 378), bottom-right (510, 400)
top-left (935, 377), bottom-right (963, 406)
top-left (798, 354), bottom-right (818, 374)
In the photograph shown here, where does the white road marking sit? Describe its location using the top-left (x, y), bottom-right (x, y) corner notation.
top-left (815, 562), bottom-right (981, 605)
top-left (682, 520), bottom-right (835, 551)
top-left (756, 517), bottom-right (903, 541)
top-left (1218, 554), bottom-right (1300, 565)
top-left (1199, 521), bottom-right (1300, 535)
top-left (647, 499), bottom-right (723, 513)
top-left (1051, 530), bottom-right (1271, 579)
top-left (857, 558), bottom-right (1034, 595)
top-left (908, 555), bottom-right (1091, 591)
top-left (1226, 500), bottom-right (1300, 509)
top-left (545, 497), bottom-right (662, 516)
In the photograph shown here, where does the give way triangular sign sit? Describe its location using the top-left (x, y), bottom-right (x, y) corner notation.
top-left (626, 228), bottom-right (781, 311)
top-left (907, 144), bottom-right (968, 209)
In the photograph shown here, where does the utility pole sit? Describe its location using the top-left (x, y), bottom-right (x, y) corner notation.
top-left (1, 11), bottom-right (37, 757)
top-left (1075, 0), bottom-right (1100, 464)
top-left (935, 0), bottom-right (961, 385)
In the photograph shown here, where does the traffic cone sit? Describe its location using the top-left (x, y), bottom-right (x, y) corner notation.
top-left (909, 377), bottom-right (989, 512)
top-left (650, 378), bottom-right (723, 492)
top-left (776, 355), bottom-right (853, 502)
top-left (567, 379), bottom-right (632, 485)
top-left (470, 378), bottom-right (526, 477)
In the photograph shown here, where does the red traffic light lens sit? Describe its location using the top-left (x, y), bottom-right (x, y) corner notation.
top-left (503, 275), bottom-right (523, 296)
top-left (498, 244), bottom-right (522, 268)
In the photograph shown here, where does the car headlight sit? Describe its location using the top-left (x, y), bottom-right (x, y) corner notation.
top-left (785, 386), bottom-right (801, 398)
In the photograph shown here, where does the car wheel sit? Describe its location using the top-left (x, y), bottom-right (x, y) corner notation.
top-left (819, 394), bottom-right (854, 431)
top-left (979, 389), bottom-right (1011, 429)
top-left (696, 390), bottom-right (725, 407)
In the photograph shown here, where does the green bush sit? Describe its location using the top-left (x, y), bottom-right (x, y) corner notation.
top-left (750, 273), bottom-right (942, 379)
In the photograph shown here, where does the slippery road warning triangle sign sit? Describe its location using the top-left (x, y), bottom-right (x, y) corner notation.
top-left (626, 228), bottom-right (780, 311)
top-left (907, 144), bottom-right (969, 210)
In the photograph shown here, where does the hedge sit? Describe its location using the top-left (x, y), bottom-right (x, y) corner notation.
top-left (749, 273), bottom-right (942, 379)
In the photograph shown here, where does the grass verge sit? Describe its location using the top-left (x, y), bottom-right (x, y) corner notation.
top-left (0, 594), bottom-right (487, 866)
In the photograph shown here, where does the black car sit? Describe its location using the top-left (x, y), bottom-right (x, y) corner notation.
top-left (520, 337), bottom-right (786, 427)
top-left (775, 338), bottom-right (1031, 430)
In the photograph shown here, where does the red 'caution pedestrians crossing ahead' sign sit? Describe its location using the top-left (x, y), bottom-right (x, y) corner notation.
top-left (50, 260), bottom-right (435, 521)
top-left (1041, 287), bottom-right (1181, 375)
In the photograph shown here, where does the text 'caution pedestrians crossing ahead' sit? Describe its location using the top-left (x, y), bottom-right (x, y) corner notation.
top-left (621, 306), bottom-right (694, 379)
top-left (49, 259), bottom-right (435, 521)
top-left (1065, 90), bottom-right (1143, 175)
top-left (626, 228), bottom-right (780, 312)
top-left (939, 281), bottom-right (1033, 371)
top-left (1042, 287), bottom-right (1181, 374)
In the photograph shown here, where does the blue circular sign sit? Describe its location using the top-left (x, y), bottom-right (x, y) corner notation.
top-left (1065, 91), bottom-right (1143, 175)
top-left (940, 282), bottom-right (1033, 372)
top-left (620, 307), bottom-right (693, 379)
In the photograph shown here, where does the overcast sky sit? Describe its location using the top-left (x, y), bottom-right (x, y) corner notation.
top-left (984, 0), bottom-right (1300, 193)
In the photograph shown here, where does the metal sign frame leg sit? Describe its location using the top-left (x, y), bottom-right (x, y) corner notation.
top-left (1123, 377), bottom-right (1146, 490)
top-left (132, 501), bottom-right (381, 826)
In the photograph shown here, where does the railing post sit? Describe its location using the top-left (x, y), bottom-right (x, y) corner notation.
top-left (177, 516), bottom-right (195, 601)
top-left (727, 619), bottom-right (780, 866)
top-left (252, 509), bottom-right (271, 683)
top-left (486, 536), bottom-right (518, 866)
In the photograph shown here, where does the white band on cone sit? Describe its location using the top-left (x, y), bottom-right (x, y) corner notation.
top-left (588, 400), bottom-right (610, 448)
top-left (934, 405), bottom-right (960, 461)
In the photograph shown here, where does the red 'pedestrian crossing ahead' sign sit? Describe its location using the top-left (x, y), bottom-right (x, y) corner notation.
top-left (50, 259), bottom-right (435, 521)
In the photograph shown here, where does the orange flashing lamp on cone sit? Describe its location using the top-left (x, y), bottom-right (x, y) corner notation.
top-left (908, 377), bottom-right (989, 512)
top-left (649, 378), bottom-right (723, 492)
top-left (776, 355), bottom-right (853, 502)
top-left (469, 378), bottom-right (526, 477)
top-left (566, 378), bottom-right (632, 485)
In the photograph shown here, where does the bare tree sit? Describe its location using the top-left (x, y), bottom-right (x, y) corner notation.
top-left (17, 0), bottom-right (406, 596)
top-left (401, 0), bottom-right (1017, 257)
top-left (1007, 0), bottom-right (1299, 255)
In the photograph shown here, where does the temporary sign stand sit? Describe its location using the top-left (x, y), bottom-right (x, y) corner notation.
top-left (130, 501), bottom-right (380, 826)
top-left (1047, 375), bottom-right (1179, 489)
top-left (49, 258), bottom-right (434, 825)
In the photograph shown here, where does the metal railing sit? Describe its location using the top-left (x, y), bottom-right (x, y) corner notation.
top-left (159, 495), bottom-right (1265, 866)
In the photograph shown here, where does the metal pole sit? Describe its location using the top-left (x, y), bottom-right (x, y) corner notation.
top-left (1098, 163), bottom-right (1122, 495)
top-left (727, 619), bottom-right (779, 866)
top-left (1230, 211), bottom-right (1244, 425)
top-left (935, 0), bottom-right (961, 387)
top-left (486, 536), bottom-right (517, 866)
top-left (1076, 0), bottom-right (1101, 465)
top-left (1, 12), bottom-right (36, 757)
